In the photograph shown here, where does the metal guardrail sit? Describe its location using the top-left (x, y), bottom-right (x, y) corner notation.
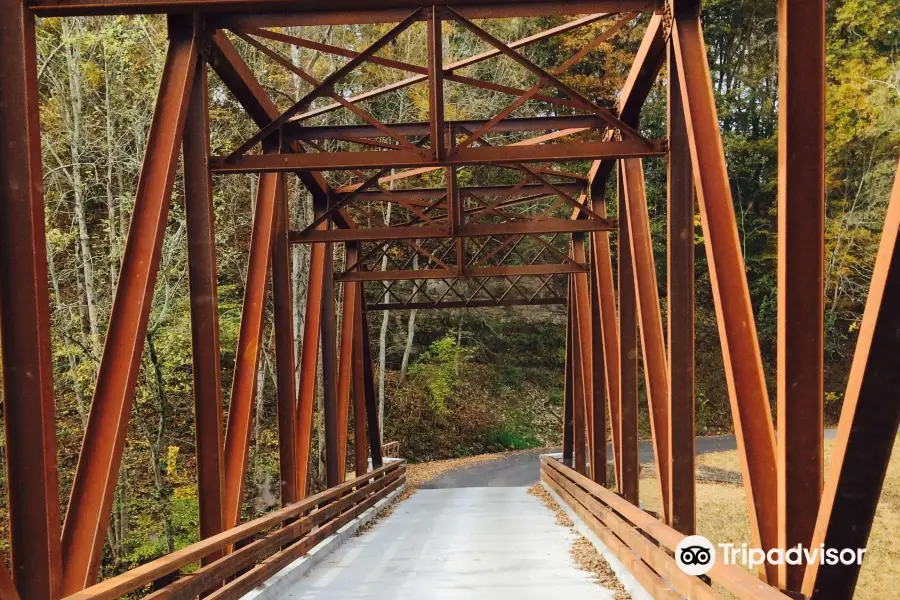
top-left (540, 456), bottom-right (791, 600)
top-left (65, 461), bottom-right (406, 600)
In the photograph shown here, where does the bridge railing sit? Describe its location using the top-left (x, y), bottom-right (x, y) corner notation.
top-left (63, 461), bottom-right (406, 600)
top-left (540, 456), bottom-right (791, 600)
top-left (382, 441), bottom-right (401, 458)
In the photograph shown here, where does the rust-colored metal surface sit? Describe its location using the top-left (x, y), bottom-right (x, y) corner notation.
top-left (622, 158), bottom-right (670, 524)
top-left (666, 38), bottom-right (696, 537)
top-left (183, 60), bottom-right (227, 561)
top-left (352, 281), bottom-right (370, 477)
top-left (222, 171), bottom-right (280, 530)
top-left (617, 170), bottom-right (640, 506)
top-left (0, 4), bottom-right (63, 599)
top-left (273, 176), bottom-right (298, 505)
top-left (59, 21), bottom-right (198, 592)
top-left (2, 2), bottom-right (889, 599)
top-left (776, 0), bottom-right (826, 592)
top-left (671, 13), bottom-right (778, 580)
top-left (590, 193), bottom-right (622, 490)
top-left (570, 298), bottom-right (587, 475)
top-left (563, 290), bottom-right (575, 464)
top-left (336, 244), bottom-right (360, 472)
top-left (802, 160), bottom-right (900, 600)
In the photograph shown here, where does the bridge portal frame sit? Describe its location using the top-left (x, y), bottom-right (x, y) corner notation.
top-left (1, 1), bottom-right (898, 599)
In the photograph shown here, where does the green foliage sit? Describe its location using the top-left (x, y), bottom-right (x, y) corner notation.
top-left (408, 335), bottom-right (476, 415)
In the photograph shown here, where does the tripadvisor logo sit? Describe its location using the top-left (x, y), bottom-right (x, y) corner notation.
top-left (674, 535), bottom-right (867, 576)
top-left (676, 535), bottom-right (716, 576)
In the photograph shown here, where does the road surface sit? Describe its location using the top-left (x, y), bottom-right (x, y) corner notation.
top-left (283, 487), bottom-right (618, 599)
top-left (421, 430), bottom-right (838, 489)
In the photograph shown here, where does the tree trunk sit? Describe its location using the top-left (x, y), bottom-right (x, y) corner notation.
top-left (146, 333), bottom-right (176, 555)
top-left (47, 239), bottom-right (88, 424)
top-left (63, 19), bottom-right (102, 362)
top-left (377, 203), bottom-right (392, 442)
top-left (102, 39), bottom-right (119, 294)
top-left (399, 254), bottom-right (418, 381)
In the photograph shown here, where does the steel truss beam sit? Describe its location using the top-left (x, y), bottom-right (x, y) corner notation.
top-left (666, 36), bottom-right (696, 537)
top-left (616, 168), bottom-right (639, 506)
top-left (0, 3), bottom-right (63, 599)
top-left (337, 263), bottom-right (586, 282)
top-left (672, 11), bottom-right (777, 580)
top-left (589, 194), bottom-right (622, 492)
top-left (357, 291), bottom-right (383, 468)
top-left (338, 183), bottom-right (585, 205)
top-left (589, 14), bottom-right (666, 198)
top-left (284, 116), bottom-right (611, 142)
top-left (336, 244), bottom-right (360, 473)
top-left (291, 220), bottom-right (615, 243)
top-left (776, 0), bottom-right (825, 592)
top-left (802, 160), bottom-right (900, 600)
top-left (367, 297), bottom-right (565, 311)
top-left (222, 170), bottom-right (281, 530)
top-left (60, 19), bottom-right (199, 592)
top-left (210, 140), bottom-right (667, 173)
top-left (273, 175), bottom-right (297, 505)
top-left (621, 158), bottom-right (670, 524)
top-left (183, 59), bottom-right (227, 563)
top-left (29, 0), bottom-right (663, 18)
top-left (571, 235), bottom-right (597, 482)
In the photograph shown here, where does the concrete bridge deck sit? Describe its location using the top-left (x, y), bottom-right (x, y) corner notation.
top-left (274, 486), bottom-right (613, 600)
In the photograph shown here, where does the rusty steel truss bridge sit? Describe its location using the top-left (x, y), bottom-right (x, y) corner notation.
top-left (1, 1), bottom-right (899, 599)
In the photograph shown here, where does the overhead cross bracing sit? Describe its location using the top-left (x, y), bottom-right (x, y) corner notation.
top-left (1, 1), bottom-right (899, 600)
top-left (201, 6), bottom-right (654, 305)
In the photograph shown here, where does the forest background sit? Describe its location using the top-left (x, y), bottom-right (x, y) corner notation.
top-left (0, 0), bottom-right (897, 579)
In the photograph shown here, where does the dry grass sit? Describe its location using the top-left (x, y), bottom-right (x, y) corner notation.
top-left (404, 452), bottom-right (512, 490)
top-left (528, 483), bottom-right (631, 599)
top-left (640, 438), bottom-right (900, 600)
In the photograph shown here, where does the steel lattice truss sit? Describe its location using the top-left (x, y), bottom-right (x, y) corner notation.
top-left (1, 1), bottom-right (899, 600)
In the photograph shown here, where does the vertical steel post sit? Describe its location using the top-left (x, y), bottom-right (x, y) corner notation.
top-left (622, 158), bottom-right (670, 523)
top-left (591, 193), bottom-right (622, 489)
top-left (183, 55), bottom-right (226, 560)
top-left (427, 6), bottom-right (445, 161)
top-left (336, 243), bottom-right (360, 472)
top-left (222, 170), bottom-right (280, 529)
top-left (777, 0), bottom-right (826, 590)
top-left (295, 238), bottom-right (326, 498)
top-left (322, 238), bottom-right (341, 487)
top-left (589, 260), bottom-right (608, 487)
top-left (60, 20), bottom-right (198, 592)
top-left (667, 38), bottom-right (696, 536)
top-left (352, 283), bottom-right (370, 476)
top-left (617, 166), bottom-right (639, 505)
top-left (359, 289), bottom-right (383, 468)
top-left (562, 283), bottom-right (575, 463)
top-left (572, 234), bottom-right (595, 478)
top-left (0, 3), bottom-right (63, 598)
top-left (672, 14), bottom-right (778, 576)
top-left (273, 175), bottom-right (298, 505)
top-left (571, 291), bottom-right (587, 475)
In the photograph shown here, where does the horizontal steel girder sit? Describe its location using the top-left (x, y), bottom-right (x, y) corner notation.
top-left (287, 115), bottom-right (611, 141)
top-left (28, 0), bottom-right (663, 18)
top-left (337, 263), bottom-right (586, 281)
top-left (290, 219), bottom-right (615, 243)
top-left (367, 297), bottom-right (566, 310)
top-left (210, 140), bottom-right (668, 173)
